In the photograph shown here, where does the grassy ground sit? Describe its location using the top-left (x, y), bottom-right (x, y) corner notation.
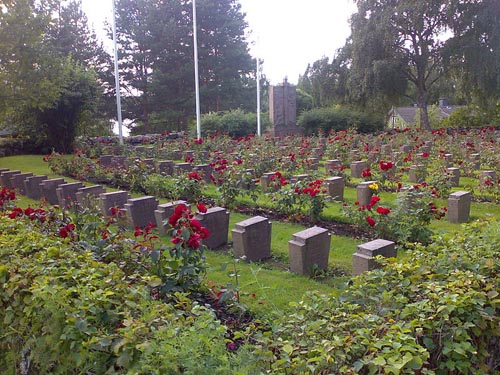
top-left (1, 154), bottom-right (498, 317)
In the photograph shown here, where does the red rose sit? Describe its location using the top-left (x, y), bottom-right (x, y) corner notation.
top-left (366, 216), bottom-right (376, 227)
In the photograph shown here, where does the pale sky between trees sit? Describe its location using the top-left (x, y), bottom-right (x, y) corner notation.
top-left (81, 0), bottom-right (357, 84)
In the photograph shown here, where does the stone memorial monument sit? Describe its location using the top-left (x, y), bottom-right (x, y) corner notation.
top-left (268, 78), bottom-right (302, 137)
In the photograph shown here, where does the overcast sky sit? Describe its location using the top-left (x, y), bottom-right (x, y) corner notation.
top-left (81, 0), bottom-right (357, 84)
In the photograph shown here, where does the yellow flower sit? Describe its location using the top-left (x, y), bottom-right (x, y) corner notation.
top-left (369, 183), bottom-right (379, 191)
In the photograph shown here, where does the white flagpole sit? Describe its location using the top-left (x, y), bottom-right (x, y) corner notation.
top-left (256, 57), bottom-right (261, 136)
top-left (111, 0), bottom-right (123, 145)
top-left (192, 0), bottom-right (201, 139)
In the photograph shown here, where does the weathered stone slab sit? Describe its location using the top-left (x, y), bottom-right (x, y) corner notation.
top-left (350, 161), bottom-right (367, 179)
top-left (173, 162), bottom-right (193, 175)
top-left (24, 175), bottom-right (48, 200)
top-left (326, 176), bottom-right (344, 201)
top-left (260, 172), bottom-right (277, 192)
top-left (446, 167), bottom-right (460, 187)
top-left (39, 178), bottom-right (66, 205)
top-left (157, 160), bottom-right (174, 175)
top-left (409, 165), bottom-right (426, 183)
top-left (232, 216), bottom-right (271, 261)
top-left (357, 181), bottom-right (377, 206)
top-left (353, 239), bottom-right (396, 275)
top-left (56, 182), bottom-right (84, 207)
top-left (289, 226), bottom-right (330, 276)
top-left (1, 170), bottom-right (21, 188)
top-left (290, 174), bottom-right (310, 183)
top-left (99, 155), bottom-right (113, 167)
top-left (154, 200), bottom-right (188, 236)
top-left (195, 207), bottom-right (230, 249)
top-left (479, 170), bottom-right (496, 184)
top-left (448, 191), bottom-right (471, 223)
top-left (75, 185), bottom-right (106, 210)
top-left (10, 172), bottom-right (33, 194)
top-left (325, 159), bottom-right (342, 175)
top-left (99, 191), bottom-right (131, 217)
top-left (111, 156), bottom-right (127, 168)
top-left (124, 196), bottom-right (159, 229)
top-left (194, 164), bottom-right (212, 183)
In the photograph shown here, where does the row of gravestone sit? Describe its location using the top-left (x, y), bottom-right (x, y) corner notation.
top-left (0, 167), bottom-right (403, 276)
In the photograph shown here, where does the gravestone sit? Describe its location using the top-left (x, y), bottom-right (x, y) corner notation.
top-left (24, 175), bottom-right (48, 200)
top-left (447, 191), bottom-right (471, 223)
top-left (173, 162), bottom-right (193, 175)
top-left (75, 185), bottom-right (106, 210)
top-left (357, 181), bottom-right (377, 206)
top-left (11, 172), bottom-right (33, 195)
top-left (1, 170), bottom-right (21, 188)
top-left (325, 160), bottom-right (342, 175)
top-left (100, 191), bottom-right (131, 217)
top-left (307, 157), bottom-right (319, 170)
top-left (353, 239), bottom-right (396, 275)
top-left (325, 176), bottom-right (344, 201)
top-left (479, 170), bottom-right (496, 184)
top-left (125, 196), bottom-right (159, 228)
top-left (290, 174), bottom-right (309, 183)
top-left (268, 78), bottom-right (302, 137)
top-left (260, 172), bottom-right (277, 192)
top-left (312, 147), bottom-right (323, 159)
top-left (288, 226), bottom-right (330, 276)
top-left (111, 156), bottom-right (127, 168)
top-left (446, 167), bottom-right (460, 187)
top-left (154, 200), bottom-right (188, 236)
top-left (0, 168), bottom-right (9, 174)
top-left (194, 164), bottom-right (213, 183)
top-left (157, 160), bottom-right (174, 175)
top-left (444, 154), bottom-right (453, 168)
top-left (350, 161), bottom-right (367, 179)
top-left (232, 216), bottom-right (272, 261)
top-left (469, 154), bottom-right (481, 170)
top-left (39, 178), bottom-right (66, 205)
top-left (195, 207), bottom-right (230, 249)
top-left (409, 165), bottom-right (426, 183)
top-left (56, 182), bottom-right (84, 207)
top-left (184, 150), bottom-right (195, 161)
top-left (400, 145), bottom-right (412, 153)
top-left (99, 155), bottom-right (113, 167)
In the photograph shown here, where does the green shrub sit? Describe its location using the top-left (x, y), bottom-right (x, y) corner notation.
top-left (298, 106), bottom-right (383, 135)
top-left (201, 109), bottom-right (270, 138)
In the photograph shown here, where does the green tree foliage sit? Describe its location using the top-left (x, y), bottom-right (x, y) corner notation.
top-left (444, 0), bottom-right (500, 110)
top-left (298, 106), bottom-right (383, 135)
top-left (200, 109), bottom-right (270, 138)
top-left (0, 0), bottom-right (110, 152)
top-left (114, 0), bottom-right (256, 133)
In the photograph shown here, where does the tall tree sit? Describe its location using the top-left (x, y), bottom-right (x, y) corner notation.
top-left (114, 0), bottom-right (255, 133)
top-left (350, 0), bottom-right (459, 129)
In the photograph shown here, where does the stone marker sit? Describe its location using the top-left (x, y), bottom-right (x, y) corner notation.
top-left (446, 167), bottom-right (460, 187)
top-left (56, 182), bottom-right (84, 207)
top-left (194, 164), bottom-right (213, 183)
top-left (325, 176), bottom-right (345, 201)
top-left (260, 172), bottom-right (277, 192)
top-left (111, 156), bottom-right (127, 168)
top-left (39, 178), bottom-right (66, 205)
top-left (289, 226), bottom-right (331, 276)
top-left (469, 154), bottom-right (480, 170)
top-left (125, 196), bottom-right (159, 229)
top-left (290, 174), bottom-right (310, 183)
top-left (196, 207), bottom-right (230, 249)
top-left (232, 216), bottom-right (272, 261)
top-left (479, 170), bottom-right (496, 184)
top-left (75, 185), bottom-right (106, 210)
top-left (100, 191), bottom-right (131, 217)
top-left (157, 160), bottom-right (174, 175)
top-left (409, 165), bottom-right (426, 183)
top-left (325, 159), bottom-right (342, 175)
top-left (444, 153), bottom-right (454, 168)
top-left (268, 78), bottom-right (301, 136)
top-left (24, 175), bottom-right (48, 200)
top-left (448, 191), bottom-right (471, 223)
top-left (99, 155), bottom-right (113, 167)
top-left (10, 172), bottom-right (33, 194)
top-left (353, 239), bottom-right (396, 275)
top-left (0, 168), bottom-right (9, 174)
top-left (350, 161), bottom-right (367, 179)
top-left (357, 181), bottom-right (377, 206)
top-left (400, 144), bottom-right (412, 154)
top-left (1, 170), bottom-right (21, 188)
top-left (154, 200), bottom-right (188, 236)
top-left (173, 162), bottom-right (193, 175)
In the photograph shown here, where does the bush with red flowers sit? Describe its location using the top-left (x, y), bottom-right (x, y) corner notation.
top-left (146, 204), bottom-right (210, 294)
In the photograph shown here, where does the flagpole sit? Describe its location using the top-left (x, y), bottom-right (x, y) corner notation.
top-left (192, 0), bottom-right (201, 139)
top-left (111, 0), bottom-right (123, 145)
top-left (256, 57), bottom-right (261, 136)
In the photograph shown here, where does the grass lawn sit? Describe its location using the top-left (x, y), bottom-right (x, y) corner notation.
top-left (1, 154), bottom-right (498, 317)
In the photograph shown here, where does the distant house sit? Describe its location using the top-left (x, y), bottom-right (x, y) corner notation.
top-left (387, 99), bottom-right (463, 129)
